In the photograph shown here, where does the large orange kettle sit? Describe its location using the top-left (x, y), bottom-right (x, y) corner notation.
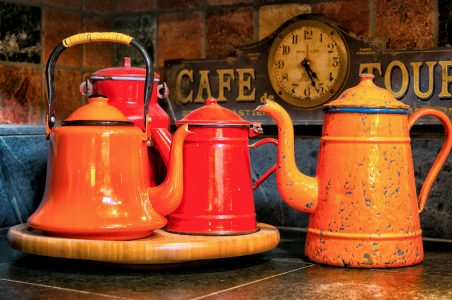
top-left (257, 74), bottom-right (452, 268)
top-left (28, 33), bottom-right (190, 240)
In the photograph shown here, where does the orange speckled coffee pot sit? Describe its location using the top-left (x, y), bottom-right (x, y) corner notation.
top-left (257, 74), bottom-right (452, 268)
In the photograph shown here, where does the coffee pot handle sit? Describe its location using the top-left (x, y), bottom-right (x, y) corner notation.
top-left (249, 138), bottom-right (278, 189)
top-left (45, 32), bottom-right (153, 135)
top-left (408, 108), bottom-right (452, 213)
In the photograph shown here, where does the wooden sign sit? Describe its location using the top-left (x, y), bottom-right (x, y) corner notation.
top-left (165, 14), bottom-right (451, 125)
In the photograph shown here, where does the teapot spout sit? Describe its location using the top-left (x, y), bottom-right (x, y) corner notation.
top-left (149, 124), bottom-right (191, 216)
top-left (256, 100), bottom-right (318, 213)
top-left (150, 128), bottom-right (172, 166)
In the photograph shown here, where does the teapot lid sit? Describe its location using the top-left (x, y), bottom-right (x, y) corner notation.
top-left (324, 74), bottom-right (410, 110)
top-left (62, 96), bottom-right (133, 126)
top-left (90, 57), bottom-right (160, 81)
top-left (176, 98), bottom-right (252, 126)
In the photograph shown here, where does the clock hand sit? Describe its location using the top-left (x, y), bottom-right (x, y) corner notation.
top-left (302, 59), bottom-right (319, 80)
top-left (304, 45), bottom-right (319, 80)
top-left (311, 68), bottom-right (319, 80)
top-left (301, 59), bottom-right (316, 87)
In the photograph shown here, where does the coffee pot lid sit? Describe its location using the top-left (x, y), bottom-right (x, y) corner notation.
top-left (176, 98), bottom-right (252, 126)
top-left (324, 74), bottom-right (410, 109)
top-left (63, 95), bottom-right (133, 126)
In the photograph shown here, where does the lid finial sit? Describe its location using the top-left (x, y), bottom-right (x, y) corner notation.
top-left (123, 57), bottom-right (131, 68)
top-left (206, 98), bottom-right (218, 105)
top-left (359, 73), bottom-right (375, 81)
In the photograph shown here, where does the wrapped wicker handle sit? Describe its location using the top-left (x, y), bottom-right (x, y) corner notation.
top-left (46, 32), bottom-right (153, 132)
top-left (62, 32), bottom-right (133, 47)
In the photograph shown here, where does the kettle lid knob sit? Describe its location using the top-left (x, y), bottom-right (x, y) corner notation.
top-left (206, 98), bottom-right (218, 105)
top-left (122, 56), bottom-right (131, 68)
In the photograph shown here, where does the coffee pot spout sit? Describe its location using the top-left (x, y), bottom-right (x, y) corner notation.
top-left (149, 124), bottom-right (192, 216)
top-left (256, 100), bottom-right (318, 213)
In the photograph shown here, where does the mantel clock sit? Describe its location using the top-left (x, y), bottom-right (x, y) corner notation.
top-left (267, 18), bottom-right (350, 108)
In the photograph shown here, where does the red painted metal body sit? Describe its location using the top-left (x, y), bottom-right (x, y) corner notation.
top-left (88, 57), bottom-right (169, 130)
top-left (166, 98), bottom-right (277, 235)
top-left (82, 57), bottom-right (170, 185)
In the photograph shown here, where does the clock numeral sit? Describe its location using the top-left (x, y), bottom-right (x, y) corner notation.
top-left (304, 87), bottom-right (311, 97)
top-left (292, 34), bottom-right (298, 44)
top-left (332, 57), bottom-right (339, 67)
top-left (328, 43), bottom-right (335, 53)
top-left (276, 60), bottom-right (285, 68)
top-left (282, 46), bottom-right (290, 55)
top-left (315, 83), bottom-right (324, 94)
top-left (304, 29), bottom-right (313, 40)
top-left (320, 33), bottom-right (323, 43)
top-left (329, 72), bottom-right (334, 82)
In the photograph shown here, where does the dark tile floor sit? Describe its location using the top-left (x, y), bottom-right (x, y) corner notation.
top-left (0, 227), bottom-right (451, 299)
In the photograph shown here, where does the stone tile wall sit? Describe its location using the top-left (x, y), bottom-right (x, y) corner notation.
top-left (0, 0), bottom-right (451, 238)
top-left (1, 0), bottom-right (450, 124)
top-left (0, 0), bottom-right (115, 123)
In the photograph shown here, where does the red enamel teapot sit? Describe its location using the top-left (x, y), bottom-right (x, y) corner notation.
top-left (80, 57), bottom-right (171, 185)
top-left (28, 32), bottom-right (191, 240)
top-left (166, 98), bottom-right (278, 235)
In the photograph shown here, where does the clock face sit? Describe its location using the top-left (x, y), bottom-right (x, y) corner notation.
top-left (268, 19), bottom-right (350, 108)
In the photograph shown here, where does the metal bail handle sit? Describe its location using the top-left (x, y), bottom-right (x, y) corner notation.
top-left (45, 32), bottom-right (154, 132)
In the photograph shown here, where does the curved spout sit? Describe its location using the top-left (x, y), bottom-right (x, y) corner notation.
top-left (150, 128), bottom-right (172, 166)
top-left (256, 100), bottom-right (318, 213)
top-left (149, 124), bottom-right (191, 216)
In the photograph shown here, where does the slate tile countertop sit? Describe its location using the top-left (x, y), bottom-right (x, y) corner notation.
top-left (0, 227), bottom-right (451, 299)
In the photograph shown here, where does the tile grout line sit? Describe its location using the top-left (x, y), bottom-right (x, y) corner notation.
top-left (0, 278), bottom-right (131, 299)
top-left (370, 268), bottom-right (452, 279)
top-left (189, 264), bottom-right (315, 300)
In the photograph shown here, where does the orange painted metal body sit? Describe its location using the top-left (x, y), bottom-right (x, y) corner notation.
top-left (28, 32), bottom-right (191, 240)
top-left (28, 99), bottom-right (190, 241)
top-left (258, 74), bottom-right (452, 268)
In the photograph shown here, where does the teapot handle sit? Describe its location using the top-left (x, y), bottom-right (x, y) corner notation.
top-left (408, 108), bottom-right (452, 213)
top-left (249, 138), bottom-right (278, 189)
top-left (45, 32), bottom-right (153, 135)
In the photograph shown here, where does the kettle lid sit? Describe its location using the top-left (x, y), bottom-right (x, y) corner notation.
top-left (90, 57), bottom-right (160, 81)
top-left (176, 98), bottom-right (252, 126)
top-left (324, 74), bottom-right (410, 109)
top-left (62, 95), bottom-right (133, 126)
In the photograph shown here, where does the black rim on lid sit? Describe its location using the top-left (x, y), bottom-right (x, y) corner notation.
top-left (61, 120), bottom-right (134, 126)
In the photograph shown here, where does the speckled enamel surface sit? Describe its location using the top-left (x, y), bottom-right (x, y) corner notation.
top-left (305, 112), bottom-right (423, 268)
top-left (258, 77), bottom-right (451, 267)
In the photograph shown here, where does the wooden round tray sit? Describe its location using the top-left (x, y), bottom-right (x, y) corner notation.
top-left (7, 223), bottom-right (279, 264)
